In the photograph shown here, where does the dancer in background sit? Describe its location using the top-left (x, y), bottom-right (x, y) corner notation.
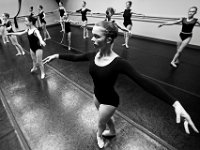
top-left (0, 15), bottom-right (9, 44)
top-left (105, 7), bottom-right (132, 49)
top-left (43, 20), bottom-right (199, 148)
top-left (158, 6), bottom-right (200, 68)
top-left (76, 1), bottom-right (92, 39)
top-left (58, 1), bottom-right (66, 32)
top-left (29, 6), bottom-right (35, 17)
top-left (118, 1), bottom-right (144, 48)
top-left (38, 5), bottom-right (51, 41)
top-left (7, 16), bottom-right (46, 79)
top-left (3, 13), bottom-right (25, 55)
top-left (57, 12), bottom-right (80, 50)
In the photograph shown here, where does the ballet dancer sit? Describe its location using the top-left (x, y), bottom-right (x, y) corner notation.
top-left (57, 12), bottom-right (79, 50)
top-left (76, 1), bottom-right (92, 39)
top-left (38, 5), bottom-right (51, 41)
top-left (3, 13), bottom-right (25, 55)
top-left (7, 16), bottom-right (46, 79)
top-left (0, 16), bottom-right (9, 44)
top-left (105, 7), bottom-right (132, 34)
top-left (58, 1), bottom-right (66, 32)
top-left (117, 1), bottom-right (144, 48)
top-left (29, 6), bottom-right (34, 17)
top-left (158, 6), bottom-right (200, 68)
top-left (43, 20), bottom-right (198, 148)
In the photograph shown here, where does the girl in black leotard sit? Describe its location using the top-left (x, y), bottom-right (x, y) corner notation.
top-left (7, 16), bottom-right (46, 79)
top-left (158, 6), bottom-right (200, 68)
top-left (38, 5), bottom-right (51, 41)
top-left (58, 12), bottom-right (80, 50)
top-left (43, 20), bottom-right (198, 148)
top-left (76, 1), bottom-right (91, 39)
top-left (3, 13), bottom-right (25, 56)
top-left (58, 1), bottom-right (66, 32)
top-left (116, 1), bottom-right (144, 48)
top-left (29, 6), bottom-right (34, 17)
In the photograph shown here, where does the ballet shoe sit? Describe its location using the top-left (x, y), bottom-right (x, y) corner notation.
top-left (30, 67), bottom-right (37, 73)
top-left (102, 130), bottom-right (116, 137)
top-left (68, 46), bottom-right (71, 50)
top-left (41, 73), bottom-right (46, 79)
top-left (22, 51), bottom-right (25, 55)
top-left (44, 38), bottom-right (47, 41)
top-left (16, 53), bottom-right (21, 56)
top-left (96, 133), bottom-right (104, 148)
top-left (170, 61), bottom-right (177, 68)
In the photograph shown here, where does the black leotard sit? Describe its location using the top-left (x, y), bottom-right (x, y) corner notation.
top-left (58, 52), bottom-right (176, 107)
top-left (179, 17), bottom-right (198, 41)
top-left (5, 20), bottom-right (14, 33)
top-left (76, 8), bottom-right (91, 21)
top-left (27, 28), bottom-right (42, 53)
top-left (181, 17), bottom-right (198, 33)
top-left (123, 9), bottom-right (132, 27)
top-left (64, 21), bottom-right (71, 33)
top-left (59, 7), bottom-right (65, 17)
top-left (38, 11), bottom-right (46, 24)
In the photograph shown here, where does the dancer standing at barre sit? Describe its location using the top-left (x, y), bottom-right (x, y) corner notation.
top-left (38, 5), bottom-right (51, 41)
top-left (7, 16), bottom-right (46, 79)
top-left (58, 1), bottom-right (66, 32)
top-left (158, 6), bottom-right (200, 68)
top-left (118, 1), bottom-right (144, 48)
top-left (43, 20), bottom-right (199, 148)
top-left (0, 16), bottom-right (9, 44)
top-left (76, 1), bottom-right (92, 39)
top-left (3, 13), bottom-right (25, 55)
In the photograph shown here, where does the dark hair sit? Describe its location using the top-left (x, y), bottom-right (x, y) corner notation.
top-left (95, 20), bottom-right (118, 43)
top-left (106, 7), bottom-right (115, 16)
top-left (27, 16), bottom-right (37, 25)
top-left (127, 1), bottom-right (132, 6)
top-left (39, 5), bottom-right (43, 9)
top-left (190, 6), bottom-right (198, 12)
top-left (83, 1), bottom-right (86, 5)
top-left (30, 6), bottom-right (33, 10)
top-left (4, 13), bottom-right (10, 18)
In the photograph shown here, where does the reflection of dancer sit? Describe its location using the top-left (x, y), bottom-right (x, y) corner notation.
top-left (38, 5), bottom-right (51, 41)
top-left (76, 1), bottom-right (91, 39)
top-left (158, 6), bottom-right (200, 68)
top-left (3, 13), bottom-right (25, 55)
top-left (58, 1), bottom-right (66, 32)
top-left (43, 21), bottom-right (199, 148)
top-left (7, 16), bottom-right (46, 79)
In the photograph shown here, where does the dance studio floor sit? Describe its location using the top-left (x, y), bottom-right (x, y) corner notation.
top-left (0, 24), bottom-right (200, 150)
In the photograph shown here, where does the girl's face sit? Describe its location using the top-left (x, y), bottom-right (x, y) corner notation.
top-left (188, 7), bottom-right (197, 18)
top-left (91, 26), bottom-right (107, 49)
top-left (59, 2), bottom-right (62, 7)
top-left (2, 14), bottom-right (7, 20)
top-left (126, 2), bottom-right (131, 9)
top-left (82, 2), bottom-right (86, 7)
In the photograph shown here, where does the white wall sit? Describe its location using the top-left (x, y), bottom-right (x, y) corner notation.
top-left (0, 0), bottom-right (59, 31)
top-left (64, 0), bottom-right (200, 46)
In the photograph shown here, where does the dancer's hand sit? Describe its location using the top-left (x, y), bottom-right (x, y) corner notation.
top-left (43, 54), bottom-right (58, 64)
top-left (173, 101), bottom-right (199, 134)
top-left (40, 41), bottom-right (46, 47)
